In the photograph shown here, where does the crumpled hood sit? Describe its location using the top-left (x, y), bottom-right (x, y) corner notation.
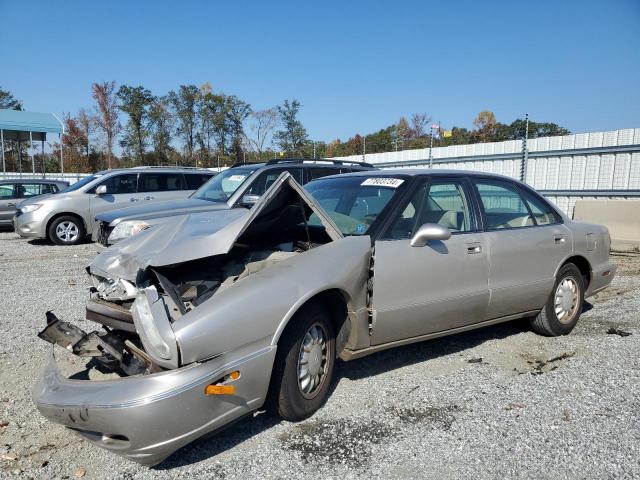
top-left (97, 198), bottom-right (229, 225)
top-left (90, 208), bottom-right (248, 280)
top-left (89, 172), bottom-right (343, 281)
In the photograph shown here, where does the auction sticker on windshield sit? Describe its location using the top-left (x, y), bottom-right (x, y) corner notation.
top-left (361, 178), bottom-right (404, 188)
top-left (228, 175), bottom-right (248, 182)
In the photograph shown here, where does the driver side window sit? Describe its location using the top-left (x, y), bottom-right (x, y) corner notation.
top-left (385, 179), bottom-right (471, 240)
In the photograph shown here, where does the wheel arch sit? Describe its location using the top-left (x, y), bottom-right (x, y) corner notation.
top-left (556, 254), bottom-right (592, 289)
top-left (46, 212), bottom-right (87, 240)
top-left (271, 287), bottom-right (353, 356)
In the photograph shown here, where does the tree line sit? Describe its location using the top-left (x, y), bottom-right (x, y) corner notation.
top-left (0, 85), bottom-right (570, 173)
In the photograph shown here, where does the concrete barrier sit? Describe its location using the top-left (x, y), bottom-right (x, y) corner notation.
top-left (573, 199), bottom-right (640, 251)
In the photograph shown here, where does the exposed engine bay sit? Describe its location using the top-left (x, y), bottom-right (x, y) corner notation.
top-left (38, 173), bottom-right (341, 378)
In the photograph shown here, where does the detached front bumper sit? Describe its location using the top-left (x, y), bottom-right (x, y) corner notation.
top-left (33, 344), bottom-right (276, 465)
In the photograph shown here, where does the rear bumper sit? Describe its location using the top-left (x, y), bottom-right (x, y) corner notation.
top-left (585, 262), bottom-right (617, 297)
top-left (33, 344), bottom-right (277, 465)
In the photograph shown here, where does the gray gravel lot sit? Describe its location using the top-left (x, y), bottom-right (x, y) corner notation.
top-left (0, 231), bottom-right (639, 479)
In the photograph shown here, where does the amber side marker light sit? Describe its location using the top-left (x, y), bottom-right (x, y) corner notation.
top-left (205, 385), bottom-right (236, 395)
top-left (204, 371), bottom-right (241, 395)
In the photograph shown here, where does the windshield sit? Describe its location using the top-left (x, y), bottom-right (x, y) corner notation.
top-left (192, 166), bottom-right (259, 202)
top-left (58, 174), bottom-right (101, 193)
top-left (305, 176), bottom-right (404, 235)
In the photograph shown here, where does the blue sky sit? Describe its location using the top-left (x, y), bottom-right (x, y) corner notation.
top-left (1, 0), bottom-right (639, 142)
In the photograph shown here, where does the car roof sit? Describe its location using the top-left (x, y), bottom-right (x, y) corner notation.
top-left (321, 168), bottom-right (522, 182)
top-left (0, 178), bottom-right (68, 184)
top-left (94, 167), bottom-right (214, 175)
top-left (229, 159), bottom-right (374, 171)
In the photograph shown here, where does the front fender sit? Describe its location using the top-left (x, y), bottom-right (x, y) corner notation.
top-left (173, 236), bottom-right (372, 364)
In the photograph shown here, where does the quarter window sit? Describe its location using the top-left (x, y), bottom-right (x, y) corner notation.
top-left (21, 183), bottom-right (55, 197)
top-left (520, 189), bottom-right (561, 225)
top-left (474, 180), bottom-right (533, 229)
top-left (386, 180), bottom-right (471, 240)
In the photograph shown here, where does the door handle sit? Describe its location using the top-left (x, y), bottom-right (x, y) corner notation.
top-left (554, 235), bottom-right (566, 244)
top-left (7, 203), bottom-right (15, 207)
top-left (144, 196), bottom-right (154, 201)
top-left (467, 242), bottom-right (482, 254)
top-left (129, 197), bottom-right (139, 202)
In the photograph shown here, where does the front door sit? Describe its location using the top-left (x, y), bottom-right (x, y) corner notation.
top-left (89, 173), bottom-right (140, 219)
top-left (371, 177), bottom-right (490, 345)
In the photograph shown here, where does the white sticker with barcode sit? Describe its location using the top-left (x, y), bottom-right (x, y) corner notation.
top-left (228, 175), bottom-right (247, 182)
top-left (361, 178), bottom-right (404, 188)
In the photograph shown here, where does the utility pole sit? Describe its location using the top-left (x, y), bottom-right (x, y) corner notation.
top-left (312, 141), bottom-right (316, 159)
top-left (520, 113), bottom-right (529, 182)
top-left (362, 136), bottom-right (366, 162)
top-left (428, 125), bottom-right (434, 168)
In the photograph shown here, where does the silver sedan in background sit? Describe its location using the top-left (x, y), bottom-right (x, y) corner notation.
top-left (33, 170), bottom-right (615, 465)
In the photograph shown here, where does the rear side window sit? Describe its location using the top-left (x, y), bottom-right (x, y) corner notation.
top-left (246, 168), bottom-right (303, 196)
top-left (308, 167), bottom-right (341, 181)
top-left (138, 173), bottom-right (186, 192)
top-left (185, 173), bottom-right (213, 190)
top-left (519, 188), bottom-right (561, 225)
top-left (90, 174), bottom-right (138, 194)
top-left (474, 180), bottom-right (533, 229)
top-left (0, 184), bottom-right (16, 199)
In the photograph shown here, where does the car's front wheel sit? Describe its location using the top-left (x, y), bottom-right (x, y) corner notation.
top-left (268, 302), bottom-right (335, 421)
top-left (48, 215), bottom-right (85, 245)
top-left (530, 263), bottom-right (585, 336)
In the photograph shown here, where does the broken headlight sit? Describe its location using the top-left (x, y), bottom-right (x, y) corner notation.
top-left (131, 292), bottom-right (171, 360)
top-left (108, 220), bottom-right (150, 243)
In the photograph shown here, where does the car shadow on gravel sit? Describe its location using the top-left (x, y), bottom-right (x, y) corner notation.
top-left (336, 318), bottom-right (530, 381)
top-left (156, 319), bottom-right (530, 469)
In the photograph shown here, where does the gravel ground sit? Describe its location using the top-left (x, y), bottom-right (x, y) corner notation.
top-left (0, 231), bottom-right (639, 480)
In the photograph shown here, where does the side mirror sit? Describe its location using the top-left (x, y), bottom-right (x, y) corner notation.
top-left (95, 185), bottom-right (108, 195)
top-left (240, 194), bottom-right (260, 208)
top-left (410, 223), bottom-right (451, 247)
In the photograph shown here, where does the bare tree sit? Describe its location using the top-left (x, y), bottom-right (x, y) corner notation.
top-left (76, 108), bottom-right (94, 160)
top-left (410, 113), bottom-right (431, 138)
top-left (92, 81), bottom-right (120, 169)
top-left (246, 108), bottom-right (278, 160)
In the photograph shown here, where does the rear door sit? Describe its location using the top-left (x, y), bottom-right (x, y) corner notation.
top-left (472, 178), bottom-right (572, 319)
top-left (0, 183), bottom-right (17, 224)
top-left (89, 173), bottom-right (139, 218)
top-left (137, 172), bottom-right (189, 203)
top-left (371, 176), bottom-right (490, 344)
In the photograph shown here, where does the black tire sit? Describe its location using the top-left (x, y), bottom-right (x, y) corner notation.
top-left (48, 215), bottom-right (85, 245)
top-left (530, 263), bottom-right (585, 336)
top-left (268, 302), bottom-right (335, 421)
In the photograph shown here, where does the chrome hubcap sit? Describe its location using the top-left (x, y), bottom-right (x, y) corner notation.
top-left (56, 221), bottom-right (79, 243)
top-left (297, 323), bottom-right (329, 399)
top-left (555, 277), bottom-right (579, 324)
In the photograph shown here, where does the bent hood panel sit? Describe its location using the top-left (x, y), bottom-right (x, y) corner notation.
top-left (90, 173), bottom-right (343, 280)
top-left (97, 198), bottom-right (229, 224)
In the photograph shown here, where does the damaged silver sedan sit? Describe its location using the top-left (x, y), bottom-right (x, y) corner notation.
top-left (32, 170), bottom-right (616, 465)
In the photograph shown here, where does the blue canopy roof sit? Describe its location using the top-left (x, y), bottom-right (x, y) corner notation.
top-left (0, 109), bottom-right (64, 137)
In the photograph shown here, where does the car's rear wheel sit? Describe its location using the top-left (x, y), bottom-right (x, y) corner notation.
top-left (268, 302), bottom-right (335, 420)
top-left (530, 263), bottom-right (584, 336)
top-left (48, 215), bottom-right (85, 245)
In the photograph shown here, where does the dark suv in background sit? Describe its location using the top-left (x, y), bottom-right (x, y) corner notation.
top-left (95, 158), bottom-right (374, 245)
